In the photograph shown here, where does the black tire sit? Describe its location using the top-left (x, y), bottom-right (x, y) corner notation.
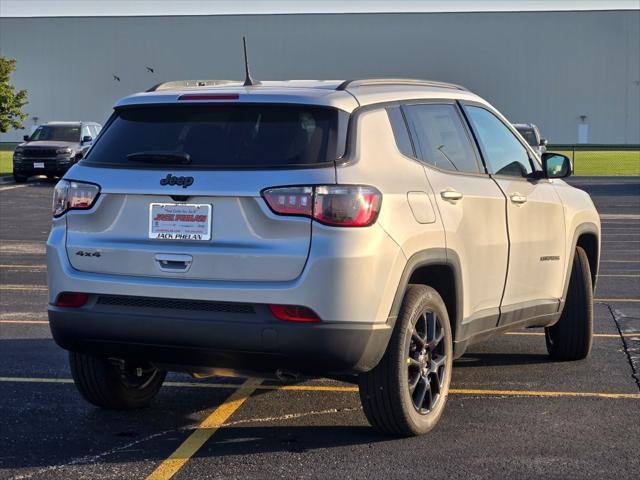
top-left (358, 284), bottom-right (453, 436)
top-left (13, 174), bottom-right (28, 183)
top-left (69, 352), bottom-right (166, 409)
top-left (545, 246), bottom-right (593, 360)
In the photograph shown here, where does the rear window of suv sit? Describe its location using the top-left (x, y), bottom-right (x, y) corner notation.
top-left (84, 104), bottom-right (347, 168)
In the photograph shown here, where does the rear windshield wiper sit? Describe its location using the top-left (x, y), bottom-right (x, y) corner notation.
top-left (126, 151), bottom-right (191, 164)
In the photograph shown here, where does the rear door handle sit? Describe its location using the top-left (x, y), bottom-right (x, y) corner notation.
top-left (440, 189), bottom-right (463, 201)
top-left (510, 193), bottom-right (527, 204)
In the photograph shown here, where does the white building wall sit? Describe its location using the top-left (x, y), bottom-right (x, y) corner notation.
top-left (0, 10), bottom-right (638, 143)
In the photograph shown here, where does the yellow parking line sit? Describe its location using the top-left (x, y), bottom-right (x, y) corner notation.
top-left (0, 376), bottom-right (638, 400)
top-left (145, 378), bottom-right (261, 480)
top-left (446, 388), bottom-right (640, 399)
top-left (505, 332), bottom-right (638, 338)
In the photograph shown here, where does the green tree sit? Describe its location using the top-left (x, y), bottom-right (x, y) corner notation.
top-left (0, 56), bottom-right (28, 133)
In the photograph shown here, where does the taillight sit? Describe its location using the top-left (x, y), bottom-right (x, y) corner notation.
top-left (262, 185), bottom-right (381, 227)
top-left (269, 305), bottom-right (320, 323)
top-left (262, 186), bottom-right (313, 217)
top-left (53, 180), bottom-right (100, 217)
top-left (178, 93), bottom-right (240, 101)
top-left (55, 292), bottom-right (89, 308)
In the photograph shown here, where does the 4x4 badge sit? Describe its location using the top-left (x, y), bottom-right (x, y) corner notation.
top-left (160, 174), bottom-right (194, 188)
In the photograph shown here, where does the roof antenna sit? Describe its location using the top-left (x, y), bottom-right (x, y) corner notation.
top-left (242, 36), bottom-right (261, 86)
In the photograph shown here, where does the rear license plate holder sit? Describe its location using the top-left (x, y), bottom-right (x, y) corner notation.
top-left (149, 203), bottom-right (212, 241)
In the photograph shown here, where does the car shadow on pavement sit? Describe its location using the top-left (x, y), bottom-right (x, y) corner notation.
top-left (454, 352), bottom-right (553, 368)
top-left (193, 425), bottom-right (390, 458)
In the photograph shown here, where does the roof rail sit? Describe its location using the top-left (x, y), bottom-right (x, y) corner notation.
top-left (335, 78), bottom-right (467, 92)
top-left (146, 80), bottom-right (241, 92)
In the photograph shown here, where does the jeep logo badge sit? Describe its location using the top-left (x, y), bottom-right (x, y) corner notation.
top-left (160, 174), bottom-right (194, 188)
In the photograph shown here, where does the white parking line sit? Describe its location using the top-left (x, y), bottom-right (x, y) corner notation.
top-left (598, 274), bottom-right (640, 277)
top-left (0, 242), bottom-right (46, 255)
top-left (0, 264), bottom-right (46, 270)
top-left (600, 214), bottom-right (640, 220)
top-left (0, 284), bottom-right (47, 291)
top-left (601, 260), bottom-right (640, 263)
top-left (0, 184), bottom-right (28, 192)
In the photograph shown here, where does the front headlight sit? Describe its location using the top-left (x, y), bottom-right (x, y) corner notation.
top-left (56, 147), bottom-right (74, 155)
top-left (53, 180), bottom-right (100, 217)
top-left (13, 147), bottom-right (23, 158)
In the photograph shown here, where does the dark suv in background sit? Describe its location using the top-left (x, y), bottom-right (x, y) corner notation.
top-left (513, 122), bottom-right (547, 157)
top-left (13, 121), bottom-right (102, 183)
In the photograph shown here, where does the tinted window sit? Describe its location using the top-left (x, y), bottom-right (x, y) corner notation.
top-left (387, 106), bottom-right (415, 158)
top-left (404, 104), bottom-right (480, 173)
top-left (465, 107), bottom-right (532, 177)
top-left (85, 105), bottom-right (343, 168)
top-left (30, 125), bottom-right (80, 142)
top-left (514, 126), bottom-right (538, 147)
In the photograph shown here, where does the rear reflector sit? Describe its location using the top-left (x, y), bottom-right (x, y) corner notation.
top-left (178, 94), bottom-right (240, 101)
top-left (55, 292), bottom-right (89, 308)
top-left (269, 305), bottom-right (320, 323)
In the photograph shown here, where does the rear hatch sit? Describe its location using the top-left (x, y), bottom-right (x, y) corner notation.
top-left (65, 102), bottom-right (348, 282)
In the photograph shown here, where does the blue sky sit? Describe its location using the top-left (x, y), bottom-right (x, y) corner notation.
top-left (1, 0), bottom-right (638, 17)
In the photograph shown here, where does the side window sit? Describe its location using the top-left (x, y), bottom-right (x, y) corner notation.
top-left (386, 106), bottom-right (415, 158)
top-left (403, 104), bottom-right (480, 174)
top-left (81, 125), bottom-right (92, 141)
top-left (465, 106), bottom-right (533, 177)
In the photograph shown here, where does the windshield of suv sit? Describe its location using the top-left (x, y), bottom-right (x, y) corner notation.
top-left (84, 104), bottom-right (345, 168)
top-left (29, 125), bottom-right (81, 142)
top-left (514, 126), bottom-right (538, 147)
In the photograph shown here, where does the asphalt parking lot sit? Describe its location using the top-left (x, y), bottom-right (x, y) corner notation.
top-left (0, 177), bottom-right (638, 480)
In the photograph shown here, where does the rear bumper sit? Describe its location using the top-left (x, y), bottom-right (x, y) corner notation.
top-left (48, 302), bottom-right (392, 375)
top-left (47, 217), bottom-right (407, 325)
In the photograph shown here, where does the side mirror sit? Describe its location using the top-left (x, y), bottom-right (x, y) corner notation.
top-left (541, 152), bottom-right (571, 179)
top-left (539, 138), bottom-right (548, 147)
top-left (23, 135), bottom-right (30, 142)
top-left (82, 135), bottom-right (93, 144)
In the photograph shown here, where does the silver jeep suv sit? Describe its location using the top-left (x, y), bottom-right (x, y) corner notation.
top-left (47, 78), bottom-right (600, 436)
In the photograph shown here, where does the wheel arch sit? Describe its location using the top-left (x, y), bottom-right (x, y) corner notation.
top-left (576, 231), bottom-right (599, 288)
top-left (562, 222), bottom-right (600, 303)
top-left (389, 249), bottom-right (463, 342)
